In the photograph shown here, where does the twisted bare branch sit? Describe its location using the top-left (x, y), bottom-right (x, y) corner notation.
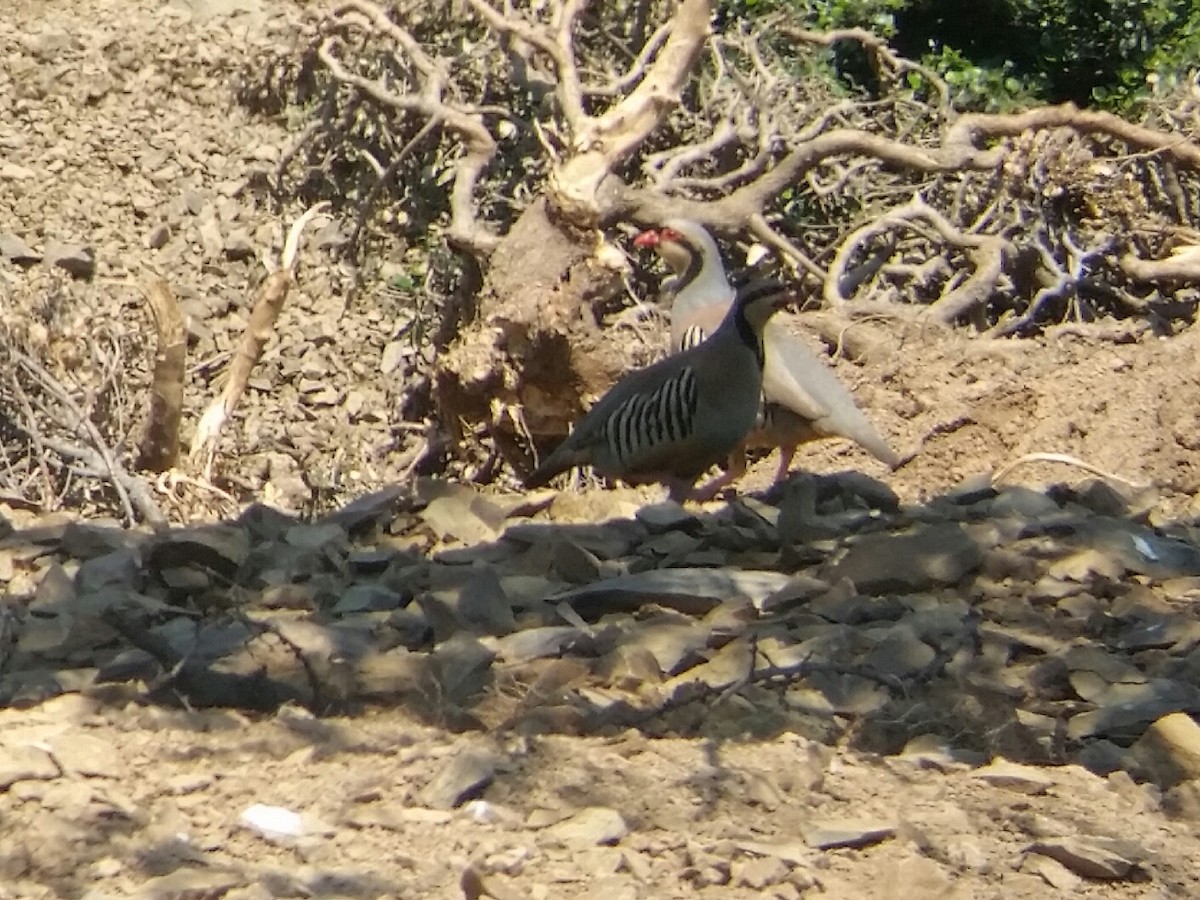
top-left (323, 0), bottom-right (500, 255)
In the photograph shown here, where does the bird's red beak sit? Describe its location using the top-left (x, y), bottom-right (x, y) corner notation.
top-left (632, 229), bottom-right (661, 248)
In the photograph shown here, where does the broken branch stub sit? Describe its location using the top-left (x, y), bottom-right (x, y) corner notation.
top-left (136, 278), bottom-right (185, 473)
top-left (189, 270), bottom-right (292, 479)
top-left (189, 204), bottom-right (327, 478)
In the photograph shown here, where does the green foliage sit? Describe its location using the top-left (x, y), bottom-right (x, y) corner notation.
top-left (803, 0), bottom-right (907, 35)
top-left (923, 46), bottom-right (1041, 112)
top-left (728, 0), bottom-right (1200, 112)
top-left (1095, 3), bottom-right (1200, 108)
top-left (1005, 0), bottom-right (1196, 107)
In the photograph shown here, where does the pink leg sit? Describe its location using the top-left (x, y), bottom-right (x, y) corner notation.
top-left (666, 477), bottom-right (697, 504)
top-left (772, 443), bottom-right (797, 486)
top-left (690, 449), bottom-right (749, 502)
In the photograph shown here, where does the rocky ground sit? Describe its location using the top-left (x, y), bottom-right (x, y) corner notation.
top-left (3, 1), bottom-right (1200, 898)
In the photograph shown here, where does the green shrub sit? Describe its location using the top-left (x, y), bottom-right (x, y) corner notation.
top-left (728, 0), bottom-right (1200, 111)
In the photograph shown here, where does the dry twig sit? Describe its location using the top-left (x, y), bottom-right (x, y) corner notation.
top-left (12, 350), bottom-right (163, 527)
top-left (322, 0), bottom-right (500, 255)
top-left (189, 203), bottom-right (329, 479)
top-left (991, 451), bottom-right (1150, 491)
top-left (823, 195), bottom-right (1012, 324)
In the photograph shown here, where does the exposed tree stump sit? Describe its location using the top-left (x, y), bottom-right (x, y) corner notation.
top-left (436, 199), bottom-right (647, 473)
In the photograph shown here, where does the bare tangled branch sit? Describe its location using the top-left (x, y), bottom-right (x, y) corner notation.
top-left (320, 0), bottom-right (500, 255)
top-left (247, 0), bottom-right (1200, 480)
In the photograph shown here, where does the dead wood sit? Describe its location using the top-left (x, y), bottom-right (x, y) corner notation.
top-left (1120, 250), bottom-right (1200, 284)
top-left (189, 204), bottom-right (326, 478)
top-left (319, 0), bottom-right (500, 256)
top-left (5, 347), bottom-right (166, 528)
top-left (135, 278), bottom-right (185, 474)
top-left (435, 198), bottom-right (646, 465)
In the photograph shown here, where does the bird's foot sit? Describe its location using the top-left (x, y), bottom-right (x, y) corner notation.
top-left (689, 472), bottom-right (740, 503)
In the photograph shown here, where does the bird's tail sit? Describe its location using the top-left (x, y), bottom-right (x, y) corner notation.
top-left (523, 444), bottom-right (583, 489)
top-left (523, 461), bottom-right (559, 490)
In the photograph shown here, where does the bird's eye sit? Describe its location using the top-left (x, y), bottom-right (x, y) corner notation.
top-left (661, 227), bottom-right (683, 242)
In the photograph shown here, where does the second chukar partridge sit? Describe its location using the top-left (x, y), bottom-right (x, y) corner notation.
top-left (634, 219), bottom-right (899, 493)
top-left (524, 280), bottom-right (791, 502)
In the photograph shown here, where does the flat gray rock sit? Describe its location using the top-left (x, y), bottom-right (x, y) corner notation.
top-left (1068, 678), bottom-right (1200, 740)
top-left (420, 748), bottom-right (498, 809)
top-left (803, 820), bottom-right (895, 850)
top-left (331, 584), bottom-right (405, 615)
top-left (453, 567), bottom-right (517, 635)
top-left (1027, 836), bottom-right (1142, 880)
top-left (320, 484), bottom-right (407, 533)
top-left (971, 759), bottom-right (1054, 794)
top-left (0, 232), bottom-right (39, 264)
top-left (619, 618), bottom-right (709, 675)
top-left (826, 524), bottom-right (983, 594)
top-left (147, 525), bottom-right (249, 578)
top-left (866, 627), bottom-right (936, 678)
top-left (547, 806), bottom-right (628, 845)
top-left (43, 242), bottom-right (94, 279)
top-left (666, 635), bottom-right (754, 691)
top-left (491, 626), bottom-right (587, 662)
top-left (787, 671), bottom-right (890, 717)
top-left (552, 540), bottom-right (604, 583)
top-left (551, 568), bottom-right (791, 619)
top-left (75, 549), bottom-right (141, 593)
top-left (45, 731), bottom-right (121, 778)
top-left (1128, 712), bottom-right (1200, 787)
top-left (635, 501), bottom-right (699, 533)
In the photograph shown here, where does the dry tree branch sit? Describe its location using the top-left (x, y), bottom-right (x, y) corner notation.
top-left (15, 354), bottom-right (133, 522)
top-left (348, 116), bottom-right (441, 255)
top-left (987, 238), bottom-right (1067, 338)
top-left (553, 0), bottom-right (589, 132)
top-left (1119, 247), bottom-right (1200, 284)
top-left (627, 102), bottom-right (1200, 245)
top-left (463, 0), bottom-right (591, 135)
top-left (42, 437), bottom-right (166, 529)
top-left (662, 37), bottom-right (783, 195)
top-left (746, 213), bottom-right (825, 282)
top-left (7, 369), bottom-right (55, 507)
top-left (550, 0), bottom-right (713, 221)
top-left (947, 104), bottom-right (1200, 170)
top-left (987, 230), bottom-right (1114, 337)
top-left (10, 350), bottom-right (164, 527)
top-left (135, 277), bottom-right (185, 473)
top-left (189, 204), bottom-right (329, 480)
top-left (647, 118), bottom-right (738, 187)
top-left (322, 0), bottom-right (500, 255)
top-left (991, 451), bottom-right (1149, 491)
top-left (586, 21), bottom-right (672, 97)
top-left (780, 25), bottom-right (952, 113)
top-left (823, 195), bottom-right (1012, 323)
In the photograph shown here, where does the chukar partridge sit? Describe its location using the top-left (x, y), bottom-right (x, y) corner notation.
top-left (525, 280), bottom-right (791, 502)
top-left (634, 219), bottom-right (899, 494)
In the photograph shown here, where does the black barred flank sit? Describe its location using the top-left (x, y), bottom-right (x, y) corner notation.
top-left (604, 367), bottom-right (699, 464)
top-left (680, 324), bottom-right (707, 351)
